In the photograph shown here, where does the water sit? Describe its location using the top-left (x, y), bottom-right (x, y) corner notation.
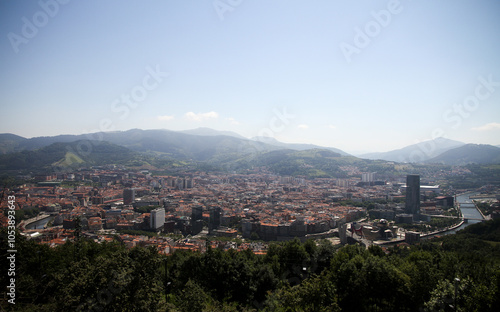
top-left (434, 192), bottom-right (483, 236)
top-left (25, 216), bottom-right (53, 230)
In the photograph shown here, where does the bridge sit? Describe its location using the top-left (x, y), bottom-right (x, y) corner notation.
top-left (427, 215), bottom-right (485, 222)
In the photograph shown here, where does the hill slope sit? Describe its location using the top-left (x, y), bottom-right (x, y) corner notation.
top-left (252, 136), bottom-right (350, 156)
top-left (360, 138), bottom-right (465, 163)
top-left (0, 129), bottom-right (282, 162)
top-left (0, 141), bottom-right (137, 173)
top-left (426, 144), bottom-right (500, 165)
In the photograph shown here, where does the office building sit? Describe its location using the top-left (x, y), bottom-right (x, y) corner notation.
top-left (123, 188), bottom-right (135, 205)
top-left (191, 205), bottom-right (203, 235)
top-left (405, 175), bottom-right (420, 215)
top-left (150, 208), bottom-right (165, 230)
top-left (209, 207), bottom-right (221, 232)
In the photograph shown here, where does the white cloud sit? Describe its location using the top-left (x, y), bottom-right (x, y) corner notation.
top-left (226, 117), bottom-right (240, 125)
top-left (157, 115), bottom-right (174, 121)
top-left (185, 111), bottom-right (219, 121)
top-left (471, 122), bottom-right (500, 131)
top-left (327, 124), bottom-right (337, 129)
top-left (298, 124), bottom-right (309, 129)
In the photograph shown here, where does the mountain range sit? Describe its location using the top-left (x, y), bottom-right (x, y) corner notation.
top-left (360, 138), bottom-right (466, 162)
top-left (0, 129), bottom-right (499, 176)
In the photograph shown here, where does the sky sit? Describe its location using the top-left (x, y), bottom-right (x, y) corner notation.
top-left (1, 0), bottom-right (500, 154)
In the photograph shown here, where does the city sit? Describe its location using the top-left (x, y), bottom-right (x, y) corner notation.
top-left (3, 164), bottom-right (499, 253)
top-left (2, 1), bottom-right (500, 310)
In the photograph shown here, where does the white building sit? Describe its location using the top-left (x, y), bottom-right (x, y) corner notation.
top-left (361, 172), bottom-right (375, 183)
top-left (150, 208), bottom-right (165, 230)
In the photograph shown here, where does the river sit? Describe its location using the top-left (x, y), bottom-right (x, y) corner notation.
top-left (449, 192), bottom-right (484, 232)
top-left (25, 216), bottom-right (53, 230)
top-left (426, 192), bottom-right (484, 237)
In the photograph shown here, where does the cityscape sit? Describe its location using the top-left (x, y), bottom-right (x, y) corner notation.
top-left (2, 1), bottom-right (500, 311)
top-left (4, 160), bottom-right (499, 251)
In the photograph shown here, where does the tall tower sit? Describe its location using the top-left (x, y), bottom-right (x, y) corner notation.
top-left (208, 207), bottom-right (221, 233)
top-left (405, 175), bottom-right (420, 215)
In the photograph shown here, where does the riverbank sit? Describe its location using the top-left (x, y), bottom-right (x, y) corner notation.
top-left (374, 219), bottom-right (465, 246)
top-left (471, 199), bottom-right (489, 220)
top-left (421, 219), bottom-right (465, 239)
top-left (19, 214), bottom-right (52, 230)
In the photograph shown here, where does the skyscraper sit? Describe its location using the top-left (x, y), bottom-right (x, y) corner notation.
top-left (191, 205), bottom-right (203, 235)
top-left (208, 207), bottom-right (221, 233)
top-left (405, 175), bottom-right (420, 215)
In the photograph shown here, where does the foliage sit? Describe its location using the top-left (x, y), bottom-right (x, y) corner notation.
top-left (1, 220), bottom-right (500, 311)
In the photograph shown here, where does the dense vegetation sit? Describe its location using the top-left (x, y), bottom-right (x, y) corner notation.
top-left (0, 141), bottom-right (138, 174)
top-left (1, 219), bottom-right (500, 311)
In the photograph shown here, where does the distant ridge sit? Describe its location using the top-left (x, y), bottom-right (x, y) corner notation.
top-left (180, 127), bottom-right (247, 140)
top-left (360, 138), bottom-right (465, 163)
top-left (426, 144), bottom-right (500, 165)
top-left (0, 140), bottom-right (136, 172)
top-left (252, 136), bottom-right (350, 156)
top-left (0, 128), bottom-right (350, 157)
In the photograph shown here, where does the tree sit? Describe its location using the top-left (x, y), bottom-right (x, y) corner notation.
top-left (265, 273), bottom-right (340, 312)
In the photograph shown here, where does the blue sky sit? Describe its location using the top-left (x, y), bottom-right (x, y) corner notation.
top-left (1, 0), bottom-right (499, 154)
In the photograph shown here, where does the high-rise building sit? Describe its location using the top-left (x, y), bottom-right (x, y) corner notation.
top-left (361, 172), bottom-right (375, 183)
top-left (405, 175), bottom-right (420, 215)
top-left (150, 208), bottom-right (165, 230)
top-left (191, 205), bottom-right (203, 235)
top-left (191, 205), bottom-right (203, 224)
top-left (123, 188), bottom-right (135, 205)
top-left (208, 207), bottom-right (221, 232)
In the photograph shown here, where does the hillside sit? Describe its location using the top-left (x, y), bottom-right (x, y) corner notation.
top-left (0, 129), bottom-right (352, 159)
top-left (426, 144), bottom-right (500, 165)
top-left (360, 138), bottom-right (465, 163)
top-left (0, 129), bottom-right (281, 162)
top-left (252, 136), bottom-right (350, 156)
top-left (0, 133), bottom-right (27, 154)
top-left (0, 140), bottom-right (138, 173)
top-left (179, 127), bottom-right (247, 139)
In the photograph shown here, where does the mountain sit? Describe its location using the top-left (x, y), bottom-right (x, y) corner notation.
top-left (0, 140), bottom-right (137, 173)
top-left (0, 129), bottom-right (280, 161)
top-left (252, 136), bottom-right (350, 156)
top-left (426, 144), bottom-right (500, 165)
top-left (180, 127), bottom-right (247, 140)
top-left (0, 133), bottom-right (27, 154)
top-left (0, 129), bottom-right (348, 159)
top-left (96, 129), bottom-right (282, 162)
top-left (360, 138), bottom-right (465, 163)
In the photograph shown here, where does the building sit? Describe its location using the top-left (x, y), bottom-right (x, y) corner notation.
top-left (191, 205), bottom-right (203, 224)
top-left (208, 207), bottom-right (221, 232)
top-left (150, 208), bottom-right (165, 230)
top-left (395, 213), bottom-right (414, 224)
top-left (361, 172), bottom-right (375, 183)
top-left (191, 205), bottom-right (203, 235)
top-left (405, 175), bottom-right (420, 215)
top-left (435, 196), bottom-right (454, 208)
top-left (123, 188), bottom-right (135, 205)
top-left (405, 231), bottom-right (421, 245)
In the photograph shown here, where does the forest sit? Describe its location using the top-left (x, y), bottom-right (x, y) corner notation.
top-left (1, 219), bottom-right (499, 311)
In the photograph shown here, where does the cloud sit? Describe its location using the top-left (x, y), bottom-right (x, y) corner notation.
top-left (327, 124), bottom-right (337, 129)
top-left (185, 111), bottom-right (219, 121)
top-left (298, 124), bottom-right (309, 129)
top-left (471, 122), bottom-right (500, 131)
top-left (157, 115), bottom-right (174, 121)
top-left (226, 117), bottom-right (240, 125)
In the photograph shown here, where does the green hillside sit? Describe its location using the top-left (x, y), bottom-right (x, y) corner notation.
top-left (0, 140), bottom-right (138, 173)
